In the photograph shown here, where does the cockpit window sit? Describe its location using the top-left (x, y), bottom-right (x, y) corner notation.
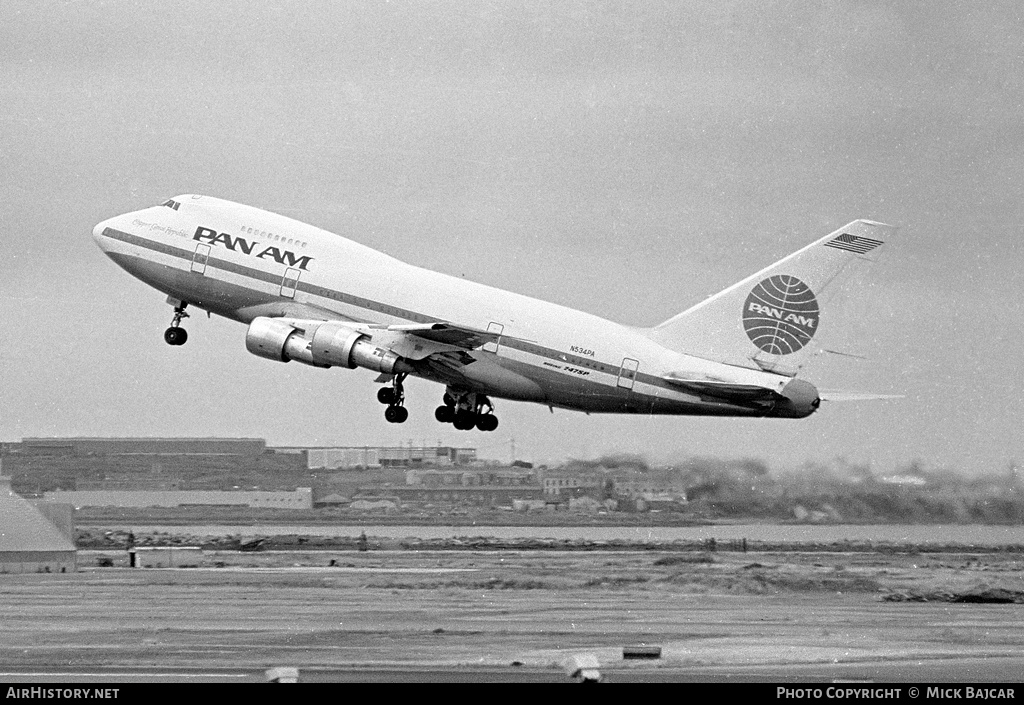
top-left (161, 199), bottom-right (181, 211)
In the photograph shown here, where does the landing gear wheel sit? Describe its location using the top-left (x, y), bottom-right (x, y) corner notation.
top-left (440, 390), bottom-right (498, 430)
top-left (377, 387), bottom-right (396, 405)
top-left (384, 405), bottom-right (409, 424)
top-left (164, 327), bottom-right (188, 346)
top-left (475, 414), bottom-right (498, 432)
top-left (165, 301), bottom-right (190, 346)
top-left (453, 411), bottom-right (476, 431)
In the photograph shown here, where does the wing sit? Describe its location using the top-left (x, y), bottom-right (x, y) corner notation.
top-left (384, 322), bottom-right (501, 349)
top-left (360, 320), bottom-right (513, 363)
top-left (269, 316), bottom-right (508, 371)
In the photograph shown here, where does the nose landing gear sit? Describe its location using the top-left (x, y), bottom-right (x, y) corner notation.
top-left (378, 373), bottom-right (409, 423)
top-left (435, 390), bottom-right (498, 431)
top-left (164, 302), bottom-right (190, 346)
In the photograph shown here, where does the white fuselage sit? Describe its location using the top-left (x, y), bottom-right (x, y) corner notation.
top-left (92, 195), bottom-right (809, 418)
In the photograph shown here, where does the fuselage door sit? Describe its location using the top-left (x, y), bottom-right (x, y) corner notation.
top-left (617, 358), bottom-right (640, 390)
top-left (191, 243), bottom-right (211, 275)
top-left (483, 322), bottom-right (504, 353)
top-left (280, 268), bottom-right (301, 298)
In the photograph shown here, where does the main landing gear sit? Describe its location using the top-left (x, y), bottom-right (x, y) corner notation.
top-left (164, 302), bottom-right (189, 346)
top-left (434, 390), bottom-right (499, 432)
top-left (375, 380), bottom-right (498, 430)
top-left (377, 373), bottom-right (409, 424)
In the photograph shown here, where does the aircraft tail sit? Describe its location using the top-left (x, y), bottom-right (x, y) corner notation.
top-left (647, 219), bottom-right (896, 376)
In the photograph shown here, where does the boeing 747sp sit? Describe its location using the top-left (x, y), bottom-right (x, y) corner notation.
top-left (92, 195), bottom-right (895, 431)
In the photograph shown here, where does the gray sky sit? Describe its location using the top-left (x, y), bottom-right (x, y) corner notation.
top-left (1, 1), bottom-right (1022, 473)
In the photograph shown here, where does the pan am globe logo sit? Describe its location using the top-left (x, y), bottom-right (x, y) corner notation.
top-left (742, 275), bottom-right (820, 355)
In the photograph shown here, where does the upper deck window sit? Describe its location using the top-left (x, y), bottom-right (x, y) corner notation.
top-left (161, 199), bottom-right (181, 211)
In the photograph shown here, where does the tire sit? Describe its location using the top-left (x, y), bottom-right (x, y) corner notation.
top-left (442, 392), bottom-right (456, 407)
top-left (392, 406), bottom-right (409, 423)
top-left (164, 327), bottom-right (186, 346)
top-left (476, 414), bottom-right (499, 432)
top-left (377, 387), bottom-right (395, 405)
top-left (384, 405), bottom-right (404, 423)
top-left (435, 405), bottom-right (454, 423)
top-left (453, 412), bottom-right (476, 431)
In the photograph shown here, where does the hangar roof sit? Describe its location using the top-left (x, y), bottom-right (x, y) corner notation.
top-left (0, 479), bottom-right (76, 553)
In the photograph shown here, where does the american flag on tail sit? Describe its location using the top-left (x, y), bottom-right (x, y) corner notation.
top-left (824, 232), bottom-right (884, 254)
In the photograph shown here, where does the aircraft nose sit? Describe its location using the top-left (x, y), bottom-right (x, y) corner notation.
top-left (92, 216), bottom-right (119, 248)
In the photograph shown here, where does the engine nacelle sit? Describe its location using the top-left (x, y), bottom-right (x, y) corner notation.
top-left (309, 321), bottom-right (365, 368)
top-left (246, 317), bottom-right (317, 365)
top-left (245, 317), bottom-right (407, 375)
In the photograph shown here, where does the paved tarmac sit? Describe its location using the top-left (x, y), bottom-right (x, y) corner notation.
top-left (2, 549), bottom-right (1022, 684)
top-left (5, 658), bottom-right (1024, 683)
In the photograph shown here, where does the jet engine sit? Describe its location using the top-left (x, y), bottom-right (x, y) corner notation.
top-left (245, 317), bottom-right (410, 375)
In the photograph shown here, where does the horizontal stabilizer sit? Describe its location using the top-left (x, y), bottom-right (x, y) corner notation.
top-left (819, 391), bottom-right (902, 402)
top-left (664, 374), bottom-right (823, 417)
top-left (662, 376), bottom-right (782, 404)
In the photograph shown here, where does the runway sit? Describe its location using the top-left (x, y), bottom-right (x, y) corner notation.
top-left (2, 549), bottom-right (1022, 684)
top-left (5, 658), bottom-right (1024, 683)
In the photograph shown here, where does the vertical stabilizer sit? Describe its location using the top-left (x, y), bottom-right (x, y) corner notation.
top-left (647, 220), bottom-right (896, 376)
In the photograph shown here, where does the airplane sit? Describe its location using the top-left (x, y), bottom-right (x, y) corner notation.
top-left (92, 195), bottom-right (895, 431)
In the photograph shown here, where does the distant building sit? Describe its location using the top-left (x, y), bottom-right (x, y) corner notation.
top-left (303, 445), bottom-right (477, 470)
top-left (406, 467), bottom-right (536, 487)
top-left (568, 496), bottom-right (604, 512)
top-left (536, 465), bottom-right (688, 506)
top-left (391, 485), bottom-right (543, 507)
top-left (0, 477), bottom-right (76, 574)
top-left (540, 470), bottom-right (603, 496)
top-left (306, 447), bottom-right (381, 470)
top-left (43, 488), bottom-right (313, 509)
top-left (0, 437), bottom-right (303, 496)
top-left (1, 437), bottom-right (475, 496)
top-left (32, 501), bottom-right (75, 543)
top-left (512, 498), bottom-right (548, 512)
top-left (614, 477), bottom-right (688, 503)
top-left (5, 437), bottom-right (266, 457)
top-left (372, 467), bottom-right (545, 506)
